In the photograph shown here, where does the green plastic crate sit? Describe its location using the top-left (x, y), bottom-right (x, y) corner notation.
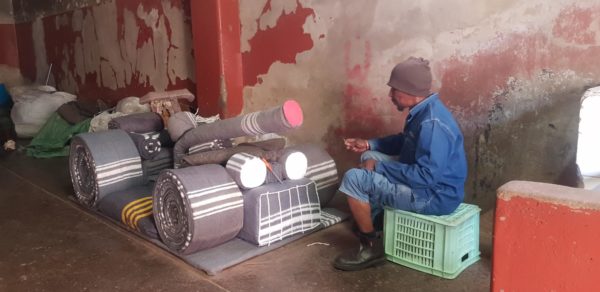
top-left (384, 203), bottom-right (481, 279)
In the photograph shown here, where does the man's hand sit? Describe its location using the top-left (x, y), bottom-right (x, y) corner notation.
top-left (344, 138), bottom-right (369, 153)
top-left (360, 159), bottom-right (376, 171)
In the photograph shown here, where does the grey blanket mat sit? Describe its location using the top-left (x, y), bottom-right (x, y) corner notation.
top-left (75, 194), bottom-right (347, 275)
top-left (150, 207), bottom-right (348, 275)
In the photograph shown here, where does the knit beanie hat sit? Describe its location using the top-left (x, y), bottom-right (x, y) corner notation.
top-left (387, 57), bottom-right (432, 97)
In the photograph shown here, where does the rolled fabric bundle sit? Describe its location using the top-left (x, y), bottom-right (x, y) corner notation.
top-left (238, 137), bottom-right (287, 151)
top-left (173, 100), bottom-right (303, 167)
top-left (108, 112), bottom-right (164, 133)
top-left (187, 139), bottom-right (232, 155)
top-left (182, 145), bottom-right (263, 167)
top-left (128, 132), bottom-right (162, 160)
top-left (181, 138), bottom-right (286, 167)
top-left (142, 147), bottom-right (173, 183)
top-left (97, 185), bottom-right (159, 239)
top-left (263, 151), bottom-right (308, 184)
top-left (226, 153), bottom-right (267, 189)
top-left (287, 144), bottom-right (339, 207)
top-left (237, 178), bottom-right (321, 246)
top-left (69, 130), bottom-right (144, 208)
top-left (167, 111), bottom-right (197, 142)
top-left (153, 165), bottom-right (244, 254)
top-left (280, 150), bottom-right (308, 180)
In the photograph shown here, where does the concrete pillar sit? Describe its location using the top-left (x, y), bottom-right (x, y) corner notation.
top-left (493, 181), bottom-right (600, 291)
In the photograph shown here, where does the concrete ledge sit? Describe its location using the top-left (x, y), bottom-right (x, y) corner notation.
top-left (493, 180), bottom-right (600, 291)
top-left (498, 180), bottom-right (600, 210)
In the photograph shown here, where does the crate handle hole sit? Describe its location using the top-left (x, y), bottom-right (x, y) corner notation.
top-left (461, 253), bottom-right (469, 262)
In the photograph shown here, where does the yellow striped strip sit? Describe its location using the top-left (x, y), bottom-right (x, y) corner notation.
top-left (131, 209), bottom-right (153, 229)
top-left (121, 197), bottom-right (153, 230)
top-left (129, 204), bottom-right (153, 229)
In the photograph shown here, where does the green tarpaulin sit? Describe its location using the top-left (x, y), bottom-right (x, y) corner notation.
top-left (26, 112), bottom-right (91, 158)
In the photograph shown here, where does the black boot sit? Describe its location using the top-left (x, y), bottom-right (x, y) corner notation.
top-left (333, 232), bottom-right (386, 271)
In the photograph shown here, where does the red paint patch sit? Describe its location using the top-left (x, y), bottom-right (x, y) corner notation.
top-left (0, 24), bottom-right (19, 68)
top-left (20, 0), bottom-right (196, 105)
top-left (552, 5), bottom-right (597, 45)
top-left (438, 5), bottom-right (600, 121)
top-left (15, 23), bottom-right (35, 81)
top-left (438, 32), bottom-right (600, 120)
top-left (242, 0), bottom-right (314, 86)
top-left (335, 40), bottom-right (405, 139)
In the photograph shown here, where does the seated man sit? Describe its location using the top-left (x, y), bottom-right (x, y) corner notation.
top-left (333, 57), bottom-right (467, 271)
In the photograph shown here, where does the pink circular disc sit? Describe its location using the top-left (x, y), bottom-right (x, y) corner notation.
top-left (282, 100), bottom-right (303, 127)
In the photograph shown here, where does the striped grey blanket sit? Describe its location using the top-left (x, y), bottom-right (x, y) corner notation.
top-left (237, 178), bottom-right (321, 246)
top-left (69, 130), bottom-right (144, 208)
top-left (153, 165), bottom-right (244, 254)
top-left (173, 100), bottom-right (303, 168)
top-left (287, 144), bottom-right (339, 207)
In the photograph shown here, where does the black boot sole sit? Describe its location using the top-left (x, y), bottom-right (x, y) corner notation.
top-left (333, 256), bottom-right (387, 271)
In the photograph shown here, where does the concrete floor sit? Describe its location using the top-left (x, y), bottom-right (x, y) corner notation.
top-left (0, 149), bottom-right (493, 292)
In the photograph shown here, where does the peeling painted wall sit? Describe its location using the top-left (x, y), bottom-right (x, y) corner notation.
top-left (0, 0), bottom-right (13, 23)
top-left (14, 0), bottom-right (195, 104)
top-left (0, 0), bottom-right (24, 86)
top-left (239, 0), bottom-right (600, 210)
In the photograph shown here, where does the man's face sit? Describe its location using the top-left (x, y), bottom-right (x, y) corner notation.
top-left (388, 88), bottom-right (415, 111)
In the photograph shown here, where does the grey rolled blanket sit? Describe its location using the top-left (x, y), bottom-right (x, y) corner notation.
top-left (173, 101), bottom-right (302, 167)
top-left (153, 165), bottom-right (244, 254)
top-left (69, 130), bottom-right (144, 208)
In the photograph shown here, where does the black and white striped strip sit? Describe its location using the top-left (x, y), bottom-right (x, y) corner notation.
top-left (320, 211), bottom-right (343, 228)
top-left (305, 160), bottom-right (338, 189)
top-left (257, 183), bottom-right (321, 246)
top-left (97, 157), bottom-right (143, 187)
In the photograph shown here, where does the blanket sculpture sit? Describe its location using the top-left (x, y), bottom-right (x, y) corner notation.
top-left (69, 99), bottom-right (343, 272)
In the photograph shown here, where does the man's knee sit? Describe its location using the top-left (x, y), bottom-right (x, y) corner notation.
top-left (360, 151), bottom-right (380, 162)
top-left (342, 168), bottom-right (366, 186)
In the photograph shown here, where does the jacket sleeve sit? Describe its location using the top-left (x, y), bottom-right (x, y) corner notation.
top-left (368, 134), bottom-right (404, 155)
top-left (373, 120), bottom-right (453, 188)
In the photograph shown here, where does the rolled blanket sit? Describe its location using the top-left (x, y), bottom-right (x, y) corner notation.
top-left (237, 178), bottom-right (321, 246)
top-left (97, 185), bottom-right (159, 239)
top-left (173, 100), bottom-right (303, 167)
top-left (181, 138), bottom-right (286, 167)
top-left (226, 153), bottom-right (267, 189)
top-left (153, 165), bottom-right (244, 254)
top-left (108, 112), bottom-right (164, 133)
top-left (69, 130), bottom-right (144, 208)
top-left (142, 147), bottom-right (173, 183)
top-left (264, 150), bottom-right (307, 184)
top-left (287, 144), bottom-right (339, 207)
top-left (128, 132), bottom-right (161, 160)
top-left (238, 137), bottom-right (286, 151)
top-left (167, 111), bottom-right (197, 142)
top-left (188, 139), bottom-right (232, 155)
